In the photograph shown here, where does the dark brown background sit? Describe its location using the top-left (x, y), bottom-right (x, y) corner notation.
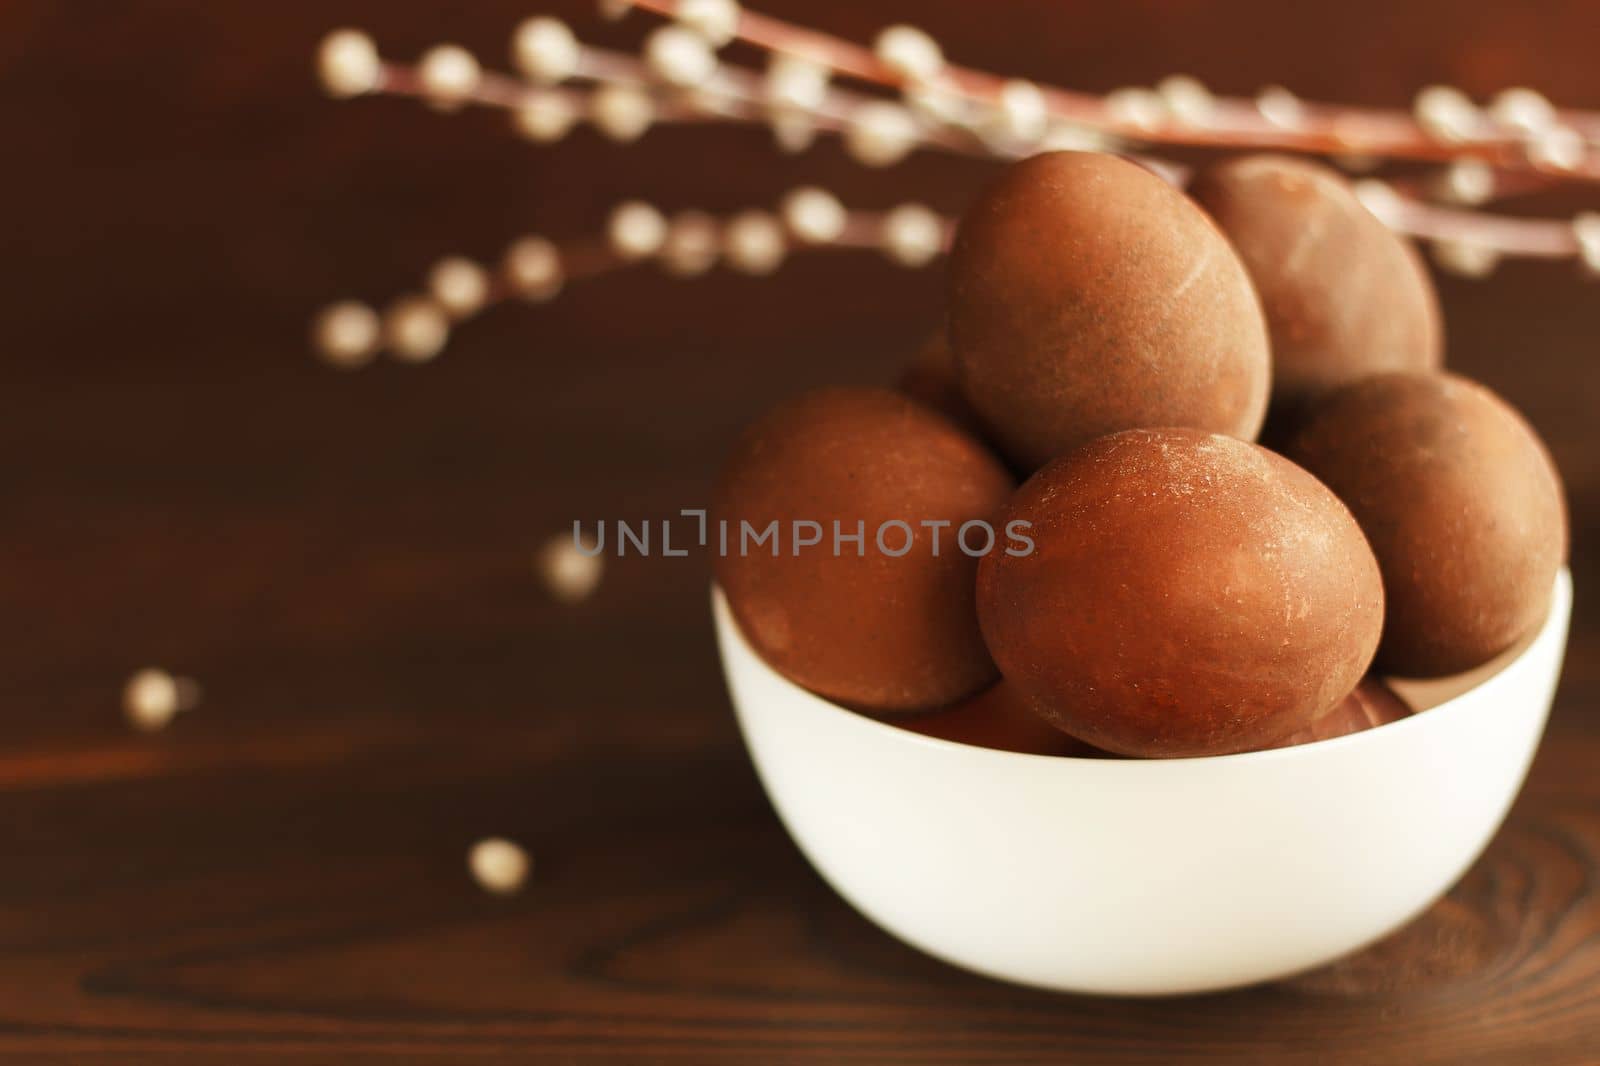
top-left (2, 1), bottom-right (1597, 1061)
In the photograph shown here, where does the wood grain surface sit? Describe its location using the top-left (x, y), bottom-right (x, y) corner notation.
top-left (1, 0), bottom-right (1597, 1061)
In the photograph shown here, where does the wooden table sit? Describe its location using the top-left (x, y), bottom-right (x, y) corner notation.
top-left (2, 0), bottom-right (1596, 1060)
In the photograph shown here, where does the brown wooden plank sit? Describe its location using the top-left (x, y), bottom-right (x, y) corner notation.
top-left (2, 0), bottom-right (1598, 1060)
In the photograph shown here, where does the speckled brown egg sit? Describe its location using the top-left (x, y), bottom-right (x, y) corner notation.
top-left (1269, 678), bottom-right (1413, 749)
top-left (897, 326), bottom-right (983, 434)
top-left (977, 427), bottom-right (1384, 758)
top-left (1287, 372), bottom-right (1566, 678)
top-left (1189, 155), bottom-right (1443, 424)
top-left (714, 387), bottom-right (1014, 713)
top-left (894, 679), bottom-right (1103, 757)
top-left (948, 151), bottom-right (1271, 470)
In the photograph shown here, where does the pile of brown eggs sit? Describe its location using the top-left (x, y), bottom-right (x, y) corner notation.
top-left (714, 151), bottom-right (1567, 759)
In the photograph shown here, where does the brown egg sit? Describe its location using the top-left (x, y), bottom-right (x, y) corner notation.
top-left (897, 326), bottom-right (982, 434)
top-left (1189, 155), bottom-right (1443, 424)
top-left (714, 387), bottom-right (1014, 713)
top-left (894, 679), bottom-right (1103, 757)
top-left (977, 428), bottom-right (1384, 758)
top-left (948, 151), bottom-right (1270, 470)
top-left (1286, 372), bottom-right (1566, 677)
top-left (1269, 679), bottom-right (1413, 749)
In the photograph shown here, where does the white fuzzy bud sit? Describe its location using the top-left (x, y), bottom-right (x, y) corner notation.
top-left (770, 110), bottom-right (817, 153)
top-left (512, 90), bottom-right (577, 142)
top-left (677, 0), bottom-right (740, 48)
top-left (312, 301), bottom-right (380, 369)
top-left (645, 25), bottom-right (716, 89)
top-left (468, 838), bottom-right (531, 895)
top-left (537, 532), bottom-right (604, 602)
top-left (1574, 212), bottom-right (1600, 276)
top-left (1528, 125), bottom-right (1585, 171)
top-left (608, 201), bottom-right (668, 260)
top-left (318, 30), bottom-right (380, 98)
top-left (1414, 85), bottom-right (1479, 142)
top-left (905, 83), bottom-right (967, 127)
top-left (845, 102), bottom-right (919, 167)
top-left (991, 79), bottom-right (1048, 143)
top-left (1105, 87), bottom-right (1166, 132)
top-left (419, 45), bottom-right (480, 109)
top-left (1255, 85), bottom-right (1305, 128)
top-left (590, 83), bottom-right (655, 142)
top-left (1489, 87), bottom-right (1556, 134)
top-left (1352, 179), bottom-right (1402, 225)
top-left (1157, 75), bottom-right (1214, 125)
top-left (881, 203), bottom-right (944, 267)
top-left (781, 187), bottom-right (846, 244)
top-left (427, 257), bottom-right (490, 319)
top-left (124, 668), bottom-right (198, 732)
top-left (874, 24), bottom-right (943, 82)
top-left (1431, 238), bottom-right (1499, 278)
top-left (504, 237), bottom-right (563, 301)
top-left (724, 210), bottom-right (786, 275)
top-left (661, 211), bottom-right (721, 277)
top-left (765, 53), bottom-right (828, 111)
top-left (513, 17), bottom-right (579, 85)
top-left (385, 295), bottom-right (450, 362)
top-left (1438, 159), bottom-right (1495, 205)
top-left (1040, 121), bottom-right (1108, 152)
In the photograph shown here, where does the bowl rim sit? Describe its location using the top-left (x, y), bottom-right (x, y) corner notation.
top-left (712, 567), bottom-right (1571, 770)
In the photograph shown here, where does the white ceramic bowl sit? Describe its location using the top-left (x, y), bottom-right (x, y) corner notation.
top-left (712, 571), bottom-right (1571, 996)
